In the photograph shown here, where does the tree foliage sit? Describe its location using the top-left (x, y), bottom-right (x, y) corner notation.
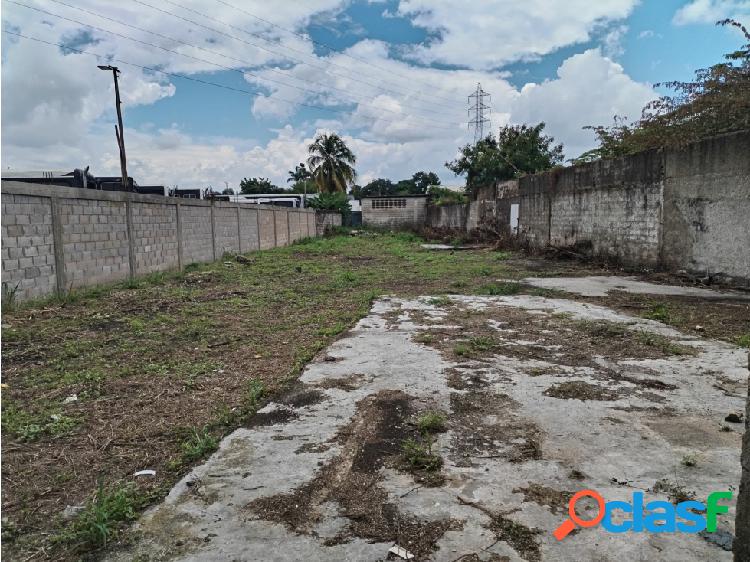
top-left (307, 133), bottom-right (357, 193)
top-left (575, 19), bottom-right (749, 162)
top-left (306, 192), bottom-right (351, 216)
top-left (354, 171), bottom-right (441, 198)
top-left (446, 123), bottom-right (563, 193)
top-left (428, 186), bottom-right (468, 206)
top-left (239, 177), bottom-right (285, 194)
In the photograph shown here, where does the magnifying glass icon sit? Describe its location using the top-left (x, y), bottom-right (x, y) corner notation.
top-left (553, 489), bottom-right (605, 540)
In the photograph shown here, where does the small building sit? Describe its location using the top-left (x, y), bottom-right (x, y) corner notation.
top-left (361, 194), bottom-right (428, 230)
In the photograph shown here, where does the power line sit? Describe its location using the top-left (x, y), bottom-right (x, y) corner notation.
top-left (4, 1), bottom-right (460, 130)
top-left (131, 0), bottom-right (459, 114)
top-left (1, 28), bottom-right (461, 133)
top-left (37, 0), bottom-right (463, 126)
top-left (212, 0), bottom-right (460, 106)
top-left (468, 82), bottom-right (491, 142)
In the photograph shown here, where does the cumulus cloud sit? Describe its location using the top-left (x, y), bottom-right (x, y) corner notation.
top-left (510, 49), bottom-right (656, 158)
top-left (673, 0), bottom-right (750, 26)
top-left (2, 0), bottom-right (658, 188)
top-left (396, 0), bottom-right (639, 69)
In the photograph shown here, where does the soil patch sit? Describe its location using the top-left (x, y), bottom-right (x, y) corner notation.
top-left (246, 390), bottom-right (460, 560)
top-left (276, 386), bottom-right (325, 409)
top-left (513, 483), bottom-right (574, 515)
top-left (449, 391), bottom-right (542, 466)
top-left (249, 408), bottom-right (299, 427)
top-left (543, 381), bottom-right (618, 401)
top-left (314, 374), bottom-right (368, 391)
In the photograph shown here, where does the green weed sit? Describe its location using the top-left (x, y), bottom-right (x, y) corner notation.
top-left (427, 295), bottom-right (452, 307)
top-left (417, 411), bottom-right (447, 434)
top-left (180, 427), bottom-right (219, 463)
top-left (401, 437), bottom-right (442, 471)
top-left (736, 334), bottom-right (750, 348)
top-left (479, 282), bottom-right (522, 295)
top-left (58, 481), bottom-right (145, 549)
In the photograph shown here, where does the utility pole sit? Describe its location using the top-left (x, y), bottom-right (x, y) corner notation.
top-left (468, 82), bottom-right (491, 143)
top-left (98, 65), bottom-right (130, 191)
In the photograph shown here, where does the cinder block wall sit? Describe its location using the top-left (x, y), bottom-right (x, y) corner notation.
top-left (661, 131), bottom-right (750, 282)
top-left (516, 131), bottom-right (749, 283)
top-left (361, 196), bottom-right (427, 229)
top-left (546, 149), bottom-right (664, 267)
top-left (315, 211), bottom-right (343, 235)
top-left (1, 182), bottom-right (323, 302)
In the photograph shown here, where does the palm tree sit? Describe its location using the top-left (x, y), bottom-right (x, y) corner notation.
top-left (306, 133), bottom-right (356, 193)
top-left (287, 163), bottom-right (311, 184)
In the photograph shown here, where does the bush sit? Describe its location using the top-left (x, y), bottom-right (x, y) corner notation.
top-left (428, 186), bottom-right (468, 206)
top-left (307, 192), bottom-right (351, 216)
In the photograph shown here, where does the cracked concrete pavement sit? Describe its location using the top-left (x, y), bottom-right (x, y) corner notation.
top-left (111, 289), bottom-right (747, 561)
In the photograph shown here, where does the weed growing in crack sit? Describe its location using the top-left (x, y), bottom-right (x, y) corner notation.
top-left (643, 302), bottom-right (677, 324)
top-left (417, 411), bottom-right (447, 434)
top-left (479, 282), bottom-right (522, 295)
top-left (401, 437), bottom-right (443, 472)
top-left (635, 331), bottom-right (695, 355)
top-left (427, 295), bottom-right (452, 307)
top-left (454, 343), bottom-right (470, 356)
top-left (681, 454), bottom-right (698, 467)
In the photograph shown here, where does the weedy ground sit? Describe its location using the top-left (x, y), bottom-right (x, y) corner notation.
top-left (1, 230), bottom-right (748, 560)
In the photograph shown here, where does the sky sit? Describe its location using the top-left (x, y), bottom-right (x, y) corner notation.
top-left (1, 0), bottom-right (749, 189)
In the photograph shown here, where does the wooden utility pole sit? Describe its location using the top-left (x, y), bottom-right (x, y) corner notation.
top-left (98, 65), bottom-right (129, 190)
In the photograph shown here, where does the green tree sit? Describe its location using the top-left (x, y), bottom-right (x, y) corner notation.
top-left (446, 123), bottom-right (563, 193)
top-left (576, 19), bottom-right (749, 162)
top-left (360, 178), bottom-right (396, 198)
top-left (306, 192), bottom-right (352, 216)
top-left (239, 177), bottom-right (285, 194)
top-left (287, 163), bottom-right (317, 195)
top-left (221, 187), bottom-right (235, 195)
top-left (307, 133), bottom-right (357, 193)
top-left (410, 171), bottom-right (441, 194)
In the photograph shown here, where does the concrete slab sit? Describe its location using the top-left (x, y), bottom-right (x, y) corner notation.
top-left (112, 296), bottom-right (746, 561)
top-left (521, 275), bottom-right (750, 299)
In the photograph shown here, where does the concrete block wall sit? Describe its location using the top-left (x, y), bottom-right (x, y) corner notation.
top-left (315, 211), bottom-right (343, 235)
top-left (1, 182), bottom-right (325, 302)
top-left (132, 201), bottom-right (179, 275)
top-left (213, 205), bottom-right (241, 256)
top-left (361, 196), bottom-right (428, 229)
top-left (1, 193), bottom-right (57, 299)
top-left (180, 204), bottom-right (214, 265)
top-left (60, 197), bottom-right (130, 289)
top-left (546, 149), bottom-right (664, 267)
top-left (258, 209), bottom-right (276, 250)
top-left (661, 131), bottom-right (750, 283)
top-left (274, 209), bottom-right (289, 247)
top-left (239, 207), bottom-right (260, 252)
top-left (426, 203), bottom-right (468, 230)
top-left (516, 131), bottom-right (749, 282)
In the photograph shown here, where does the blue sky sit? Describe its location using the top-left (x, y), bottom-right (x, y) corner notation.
top-left (2, 1), bottom-right (748, 188)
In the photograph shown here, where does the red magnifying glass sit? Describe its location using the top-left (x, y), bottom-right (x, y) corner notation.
top-left (553, 489), bottom-right (605, 541)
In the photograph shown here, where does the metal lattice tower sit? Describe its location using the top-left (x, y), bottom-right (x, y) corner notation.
top-left (468, 83), bottom-right (491, 142)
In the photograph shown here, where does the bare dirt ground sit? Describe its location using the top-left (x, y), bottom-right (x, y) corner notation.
top-left (110, 291), bottom-right (747, 561)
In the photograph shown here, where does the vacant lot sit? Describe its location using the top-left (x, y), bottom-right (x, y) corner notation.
top-left (2, 231), bottom-right (748, 560)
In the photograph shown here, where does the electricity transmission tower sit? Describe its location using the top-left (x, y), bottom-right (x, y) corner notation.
top-left (468, 83), bottom-right (491, 142)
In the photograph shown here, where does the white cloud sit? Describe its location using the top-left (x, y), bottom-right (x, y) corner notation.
top-left (510, 49), bottom-right (656, 158)
top-left (396, 0), bottom-right (639, 69)
top-left (602, 25), bottom-right (629, 58)
top-left (2, 0), bottom-right (659, 188)
top-left (673, 1), bottom-right (750, 26)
